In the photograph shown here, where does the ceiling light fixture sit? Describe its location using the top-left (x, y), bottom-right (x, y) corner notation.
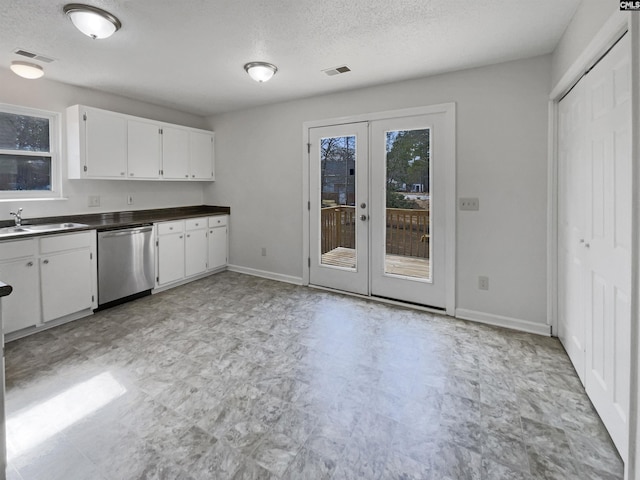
top-left (63, 4), bottom-right (122, 39)
top-left (10, 61), bottom-right (44, 79)
top-left (244, 62), bottom-right (278, 83)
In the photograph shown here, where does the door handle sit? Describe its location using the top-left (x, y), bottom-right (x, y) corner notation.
top-left (360, 215), bottom-right (368, 221)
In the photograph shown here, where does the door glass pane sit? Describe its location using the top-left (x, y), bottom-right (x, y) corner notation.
top-left (385, 129), bottom-right (431, 280)
top-left (319, 136), bottom-right (356, 269)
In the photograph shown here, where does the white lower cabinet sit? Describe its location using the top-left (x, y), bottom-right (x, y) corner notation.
top-left (156, 215), bottom-right (228, 288)
top-left (157, 221), bottom-right (185, 286)
top-left (208, 216), bottom-right (228, 270)
top-left (185, 218), bottom-right (208, 277)
top-left (41, 249), bottom-right (93, 322)
top-left (0, 231), bottom-right (96, 336)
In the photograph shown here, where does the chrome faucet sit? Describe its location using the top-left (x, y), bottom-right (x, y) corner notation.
top-left (9, 208), bottom-right (23, 227)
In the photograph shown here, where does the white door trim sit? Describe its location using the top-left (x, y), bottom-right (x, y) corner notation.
top-left (302, 103), bottom-right (456, 316)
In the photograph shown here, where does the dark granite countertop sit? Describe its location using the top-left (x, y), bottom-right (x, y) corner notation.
top-left (0, 205), bottom-right (230, 239)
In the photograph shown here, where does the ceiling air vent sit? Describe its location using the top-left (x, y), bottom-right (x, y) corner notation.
top-left (14, 49), bottom-right (54, 63)
top-left (322, 65), bottom-right (351, 76)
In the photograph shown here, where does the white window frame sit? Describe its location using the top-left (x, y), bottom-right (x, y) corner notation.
top-left (0, 103), bottom-right (62, 200)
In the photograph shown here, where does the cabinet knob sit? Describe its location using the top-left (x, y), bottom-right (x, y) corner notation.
top-left (43, 259), bottom-right (49, 264)
top-left (120, 172), bottom-right (125, 176)
top-left (26, 261), bottom-right (33, 267)
top-left (179, 235), bottom-right (183, 239)
top-left (192, 175), bottom-right (195, 178)
top-left (187, 234), bottom-right (190, 238)
top-left (130, 173), bottom-right (134, 176)
top-left (185, 175), bottom-right (189, 178)
top-left (169, 227), bottom-right (173, 230)
top-left (195, 223), bottom-right (199, 226)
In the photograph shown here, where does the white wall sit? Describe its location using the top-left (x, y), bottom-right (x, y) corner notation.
top-left (205, 55), bottom-right (551, 327)
top-left (0, 68), bottom-right (208, 221)
top-left (551, 0), bottom-right (619, 87)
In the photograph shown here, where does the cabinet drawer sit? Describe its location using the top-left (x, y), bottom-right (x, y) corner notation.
top-left (40, 231), bottom-right (93, 254)
top-left (0, 238), bottom-right (37, 261)
top-left (208, 215), bottom-right (228, 228)
top-left (157, 221), bottom-right (184, 235)
top-left (186, 217), bottom-right (207, 231)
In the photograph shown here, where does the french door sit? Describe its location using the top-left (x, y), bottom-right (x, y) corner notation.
top-left (308, 110), bottom-right (451, 309)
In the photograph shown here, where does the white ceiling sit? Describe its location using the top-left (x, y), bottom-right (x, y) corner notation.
top-left (1, 0), bottom-right (581, 117)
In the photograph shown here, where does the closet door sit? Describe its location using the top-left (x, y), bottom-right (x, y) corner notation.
top-left (583, 34), bottom-right (631, 460)
top-left (557, 33), bottom-right (631, 460)
top-left (557, 77), bottom-right (588, 383)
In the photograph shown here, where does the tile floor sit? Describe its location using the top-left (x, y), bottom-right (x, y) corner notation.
top-left (5, 271), bottom-right (624, 480)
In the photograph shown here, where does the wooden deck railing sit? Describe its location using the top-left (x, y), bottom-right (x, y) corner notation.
top-left (321, 206), bottom-right (430, 257)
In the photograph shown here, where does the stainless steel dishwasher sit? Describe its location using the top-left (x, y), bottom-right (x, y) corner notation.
top-left (97, 225), bottom-right (155, 307)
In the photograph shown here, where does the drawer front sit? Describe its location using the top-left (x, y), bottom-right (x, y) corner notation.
top-left (208, 215), bottom-right (228, 228)
top-left (157, 221), bottom-right (184, 235)
top-left (0, 238), bottom-right (37, 261)
top-left (40, 231), bottom-right (93, 254)
top-left (185, 217), bottom-right (207, 231)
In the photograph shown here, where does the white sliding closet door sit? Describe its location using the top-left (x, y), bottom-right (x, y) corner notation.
top-left (557, 33), bottom-right (631, 459)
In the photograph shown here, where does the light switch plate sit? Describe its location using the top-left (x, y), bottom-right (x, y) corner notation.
top-left (459, 198), bottom-right (479, 211)
top-left (88, 195), bottom-right (100, 207)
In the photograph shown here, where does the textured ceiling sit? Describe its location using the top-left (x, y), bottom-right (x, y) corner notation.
top-left (0, 0), bottom-right (581, 116)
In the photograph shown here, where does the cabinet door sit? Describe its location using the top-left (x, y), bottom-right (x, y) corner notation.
top-left (128, 120), bottom-right (161, 179)
top-left (162, 127), bottom-right (190, 179)
top-left (40, 250), bottom-right (92, 322)
top-left (158, 233), bottom-right (185, 285)
top-left (189, 131), bottom-right (214, 180)
top-left (208, 226), bottom-right (227, 270)
top-left (185, 229), bottom-right (208, 277)
top-left (85, 108), bottom-right (127, 178)
top-left (0, 258), bottom-right (40, 334)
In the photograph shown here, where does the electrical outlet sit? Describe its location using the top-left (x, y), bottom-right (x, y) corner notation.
top-left (88, 195), bottom-right (100, 207)
top-left (127, 195), bottom-right (134, 205)
top-left (459, 198), bottom-right (479, 211)
top-left (261, 247), bottom-right (267, 257)
top-left (478, 276), bottom-right (489, 290)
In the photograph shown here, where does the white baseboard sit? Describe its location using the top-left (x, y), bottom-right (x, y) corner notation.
top-left (455, 308), bottom-right (552, 336)
top-left (227, 264), bottom-right (303, 286)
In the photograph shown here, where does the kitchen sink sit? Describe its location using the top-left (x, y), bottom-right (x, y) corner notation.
top-left (25, 222), bottom-right (89, 232)
top-left (0, 222), bottom-right (89, 237)
top-left (0, 226), bottom-right (31, 235)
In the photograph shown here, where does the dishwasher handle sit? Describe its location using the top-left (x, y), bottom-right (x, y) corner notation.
top-left (100, 226), bottom-right (153, 238)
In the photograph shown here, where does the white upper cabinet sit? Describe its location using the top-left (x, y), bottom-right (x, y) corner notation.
top-left (189, 131), bottom-right (214, 180)
top-left (67, 105), bottom-right (214, 181)
top-left (162, 126), bottom-right (190, 179)
top-left (128, 119), bottom-right (161, 179)
top-left (68, 106), bottom-right (127, 179)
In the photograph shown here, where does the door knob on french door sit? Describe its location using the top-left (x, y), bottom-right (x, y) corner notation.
top-left (360, 203), bottom-right (366, 209)
top-left (360, 214), bottom-right (368, 221)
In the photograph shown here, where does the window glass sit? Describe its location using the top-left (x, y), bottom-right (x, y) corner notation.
top-left (0, 107), bottom-right (56, 194)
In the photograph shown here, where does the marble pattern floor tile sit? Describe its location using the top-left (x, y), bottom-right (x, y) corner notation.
top-left (4, 271), bottom-right (624, 480)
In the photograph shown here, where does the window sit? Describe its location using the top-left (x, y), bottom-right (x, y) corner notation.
top-left (0, 104), bottom-right (60, 198)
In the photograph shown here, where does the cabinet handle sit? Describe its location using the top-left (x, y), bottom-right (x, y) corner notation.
top-left (187, 234), bottom-right (190, 238)
top-left (179, 235), bottom-right (183, 239)
top-left (26, 261), bottom-right (33, 267)
top-left (192, 175), bottom-right (195, 178)
top-left (195, 223), bottom-right (199, 226)
top-left (169, 227), bottom-right (173, 230)
top-left (130, 173), bottom-right (134, 176)
top-left (210, 230), bottom-right (213, 234)
top-left (185, 175), bottom-right (189, 178)
top-left (43, 259), bottom-right (49, 264)
top-left (120, 172), bottom-right (125, 176)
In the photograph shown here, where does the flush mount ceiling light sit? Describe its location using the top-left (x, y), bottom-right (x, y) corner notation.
top-left (10, 61), bottom-right (44, 79)
top-left (244, 62), bottom-right (278, 83)
top-left (63, 4), bottom-right (122, 39)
